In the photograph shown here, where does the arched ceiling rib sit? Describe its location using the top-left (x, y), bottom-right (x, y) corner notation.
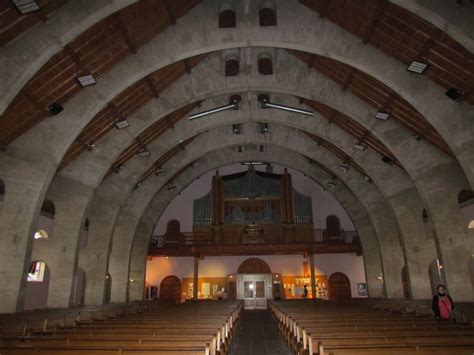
top-left (289, 50), bottom-right (454, 157)
top-left (0, 0), bottom-right (471, 152)
top-left (0, 0), bottom-right (201, 146)
top-left (300, 0), bottom-right (474, 104)
top-left (57, 56), bottom-right (205, 169)
top-left (54, 46), bottom-right (449, 172)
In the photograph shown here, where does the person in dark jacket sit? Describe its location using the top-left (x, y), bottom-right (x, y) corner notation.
top-left (302, 285), bottom-right (309, 298)
top-left (432, 284), bottom-right (455, 321)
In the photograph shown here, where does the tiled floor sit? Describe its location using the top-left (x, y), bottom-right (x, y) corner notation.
top-left (228, 310), bottom-right (292, 355)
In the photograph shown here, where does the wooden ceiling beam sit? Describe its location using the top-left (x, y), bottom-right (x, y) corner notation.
top-left (319, 0), bottom-right (330, 18)
top-left (182, 58), bottom-right (192, 74)
top-left (113, 13), bottom-right (137, 54)
top-left (163, 0), bottom-right (176, 25)
top-left (363, 0), bottom-right (388, 44)
top-left (21, 89), bottom-right (51, 117)
top-left (342, 70), bottom-right (356, 91)
top-left (145, 77), bottom-right (160, 98)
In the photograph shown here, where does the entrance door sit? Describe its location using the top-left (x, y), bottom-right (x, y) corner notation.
top-left (243, 278), bottom-right (267, 309)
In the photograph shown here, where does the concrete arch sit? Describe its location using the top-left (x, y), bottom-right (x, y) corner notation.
top-left (2, 46), bottom-right (470, 311)
top-left (121, 146), bottom-right (385, 302)
top-left (2, 0), bottom-right (472, 116)
top-left (83, 124), bottom-right (404, 304)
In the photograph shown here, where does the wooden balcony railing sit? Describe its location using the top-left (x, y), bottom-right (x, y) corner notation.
top-left (148, 229), bottom-right (360, 252)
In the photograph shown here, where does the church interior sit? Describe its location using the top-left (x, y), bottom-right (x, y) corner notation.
top-left (0, 0), bottom-right (473, 354)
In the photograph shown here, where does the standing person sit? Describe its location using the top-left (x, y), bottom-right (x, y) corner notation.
top-left (303, 284), bottom-right (309, 298)
top-left (432, 284), bottom-right (455, 321)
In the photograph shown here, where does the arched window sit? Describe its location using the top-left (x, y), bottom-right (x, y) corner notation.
top-left (219, 9), bottom-right (236, 28)
top-left (34, 229), bottom-right (48, 239)
top-left (166, 219), bottom-right (180, 243)
top-left (458, 189), bottom-right (474, 229)
top-left (225, 58), bottom-right (239, 76)
top-left (24, 261), bottom-right (50, 310)
top-left (258, 57), bottom-right (273, 75)
top-left (326, 215), bottom-right (341, 238)
top-left (41, 200), bottom-right (55, 217)
top-left (259, 7), bottom-right (276, 26)
top-left (27, 261), bottom-right (46, 282)
top-left (35, 200), bottom-right (55, 239)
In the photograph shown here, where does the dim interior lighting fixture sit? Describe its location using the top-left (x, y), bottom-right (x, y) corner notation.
top-left (375, 111), bottom-right (390, 120)
top-left (48, 102), bottom-right (63, 116)
top-left (86, 142), bottom-right (95, 151)
top-left (167, 184), bottom-right (177, 192)
top-left (242, 161), bottom-right (265, 165)
top-left (377, 275), bottom-right (383, 281)
top-left (338, 163), bottom-right (350, 173)
top-left (258, 93), bottom-right (313, 116)
top-left (155, 169), bottom-right (167, 177)
top-left (353, 141), bottom-right (368, 151)
top-left (232, 124), bottom-right (242, 134)
top-left (407, 60), bottom-right (428, 74)
top-left (445, 87), bottom-right (463, 101)
top-left (259, 122), bottom-right (269, 133)
top-left (364, 175), bottom-right (372, 183)
top-left (112, 164), bottom-right (123, 174)
top-left (105, 275), bottom-right (110, 280)
top-left (77, 74), bottom-right (96, 87)
top-left (137, 148), bottom-right (151, 158)
top-left (188, 95), bottom-right (241, 120)
top-left (327, 180), bottom-right (337, 188)
top-left (114, 118), bottom-right (130, 129)
top-left (13, 0), bottom-right (40, 14)
top-left (129, 278), bottom-right (135, 283)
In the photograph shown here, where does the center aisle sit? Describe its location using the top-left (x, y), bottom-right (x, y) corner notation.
top-left (229, 310), bottom-right (292, 355)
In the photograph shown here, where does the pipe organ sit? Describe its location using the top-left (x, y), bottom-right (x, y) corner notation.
top-left (193, 165), bottom-right (313, 239)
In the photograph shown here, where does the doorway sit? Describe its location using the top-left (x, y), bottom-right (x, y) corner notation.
top-left (240, 274), bottom-right (269, 309)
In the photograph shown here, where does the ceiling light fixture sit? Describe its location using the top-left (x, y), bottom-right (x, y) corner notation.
top-left (241, 161), bottom-right (265, 165)
top-left (353, 141), bottom-right (368, 151)
top-left (167, 184), bottom-right (177, 192)
top-left (188, 95), bottom-right (241, 120)
top-left (375, 111), bottom-right (390, 120)
top-left (407, 60), bottom-right (428, 74)
top-left (155, 169), bottom-right (167, 177)
top-left (114, 118), bottom-right (130, 129)
top-left (258, 122), bottom-right (269, 134)
top-left (77, 74), bottom-right (96, 87)
top-left (12, 0), bottom-right (40, 14)
top-left (137, 148), bottom-right (151, 158)
top-left (258, 94), bottom-right (313, 116)
top-left (327, 180), bottom-right (337, 188)
top-left (338, 163), bottom-right (350, 173)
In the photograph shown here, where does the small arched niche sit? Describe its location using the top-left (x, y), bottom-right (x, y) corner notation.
top-left (258, 54), bottom-right (273, 75)
top-left (458, 189), bottom-right (474, 229)
top-left (225, 56), bottom-right (240, 76)
top-left (259, 2), bottom-right (276, 26)
top-left (219, 8), bottom-right (236, 28)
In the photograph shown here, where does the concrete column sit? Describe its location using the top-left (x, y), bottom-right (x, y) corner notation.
top-left (193, 256), bottom-right (199, 301)
top-left (309, 253), bottom-right (317, 300)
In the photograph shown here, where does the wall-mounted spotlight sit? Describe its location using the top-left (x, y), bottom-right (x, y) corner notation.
top-left (137, 148), bottom-right (151, 158)
top-left (188, 95), bottom-right (241, 120)
top-left (155, 169), bottom-right (167, 177)
top-left (258, 94), bottom-right (313, 116)
top-left (327, 180), bottom-right (336, 188)
top-left (48, 102), bottom-right (63, 116)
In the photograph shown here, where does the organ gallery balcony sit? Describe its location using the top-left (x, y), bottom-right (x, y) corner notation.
top-left (148, 228), bottom-right (361, 256)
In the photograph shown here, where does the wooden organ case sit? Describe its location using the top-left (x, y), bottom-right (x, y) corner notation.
top-left (192, 165), bottom-right (313, 243)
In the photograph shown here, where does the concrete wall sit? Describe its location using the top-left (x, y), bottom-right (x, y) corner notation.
top-left (153, 163), bottom-right (355, 234)
top-left (146, 253), bottom-right (367, 299)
